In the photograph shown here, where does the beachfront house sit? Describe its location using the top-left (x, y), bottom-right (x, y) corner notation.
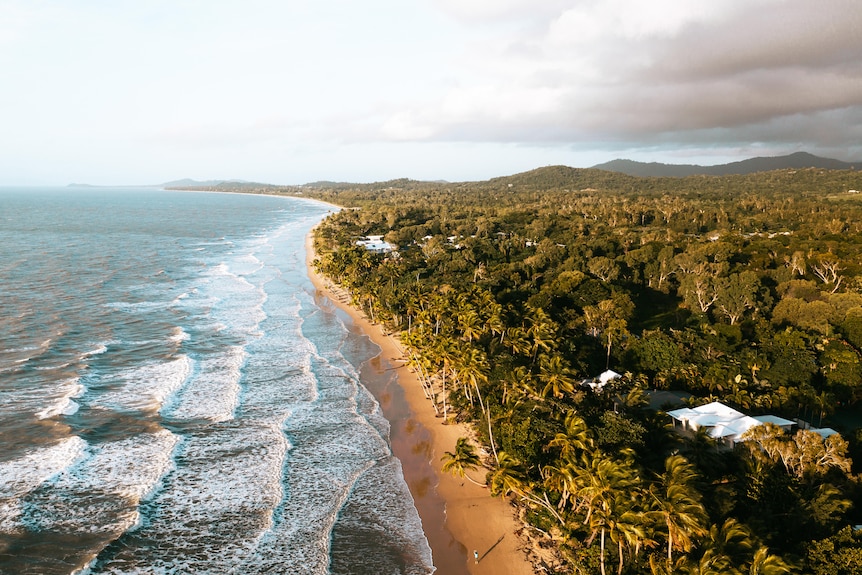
top-left (667, 401), bottom-right (795, 447)
top-left (581, 369), bottom-right (622, 391)
top-left (356, 235), bottom-right (395, 254)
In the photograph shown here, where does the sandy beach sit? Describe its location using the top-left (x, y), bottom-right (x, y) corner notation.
top-left (305, 228), bottom-right (537, 575)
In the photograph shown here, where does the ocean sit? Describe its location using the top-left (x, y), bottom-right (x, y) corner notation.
top-left (0, 187), bottom-right (434, 575)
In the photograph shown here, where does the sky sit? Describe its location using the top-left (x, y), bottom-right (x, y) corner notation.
top-left (2, 0), bottom-right (861, 185)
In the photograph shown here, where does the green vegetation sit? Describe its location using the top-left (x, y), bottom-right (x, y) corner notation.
top-left (234, 166), bottom-right (862, 573)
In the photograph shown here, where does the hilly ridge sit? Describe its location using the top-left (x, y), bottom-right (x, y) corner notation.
top-left (591, 151), bottom-right (859, 177)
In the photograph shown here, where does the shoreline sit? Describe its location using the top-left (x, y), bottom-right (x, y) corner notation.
top-left (305, 227), bottom-right (536, 575)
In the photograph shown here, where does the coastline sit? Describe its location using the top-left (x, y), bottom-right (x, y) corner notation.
top-left (304, 227), bottom-right (536, 575)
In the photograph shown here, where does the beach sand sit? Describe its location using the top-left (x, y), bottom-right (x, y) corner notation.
top-left (305, 229), bottom-right (537, 575)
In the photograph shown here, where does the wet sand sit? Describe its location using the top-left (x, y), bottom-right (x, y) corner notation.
top-left (306, 229), bottom-right (536, 575)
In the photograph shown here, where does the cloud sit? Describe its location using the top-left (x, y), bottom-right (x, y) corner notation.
top-left (3, 0), bottom-right (861, 185)
top-left (388, 0), bottom-right (862, 157)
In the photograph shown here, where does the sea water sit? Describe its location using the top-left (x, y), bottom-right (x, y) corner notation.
top-left (0, 187), bottom-right (434, 575)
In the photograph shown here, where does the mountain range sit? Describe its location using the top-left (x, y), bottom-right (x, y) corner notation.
top-left (590, 152), bottom-right (859, 177)
top-left (70, 152), bottom-right (859, 190)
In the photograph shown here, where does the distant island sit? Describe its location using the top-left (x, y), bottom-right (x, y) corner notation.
top-left (66, 178), bottom-right (257, 189)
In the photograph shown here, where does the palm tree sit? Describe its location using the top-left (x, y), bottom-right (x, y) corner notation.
top-left (608, 504), bottom-right (650, 575)
top-left (537, 355), bottom-right (577, 399)
top-left (405, 349), bottom-right (439, 415)
top-left (526, 307), bottom-right (557, 364)
top-left (454, 347), bottom-right (498, 463)
top-left (547, 411), bottom-right (594, 459)
top-left (441, 437), bottom-right (486, 487)
top-left (542, 459), bottom-right (578, 512)
top-left (456, 305), bottom-right (482, 343)
top-left (680, 427), bottom-right (723, 479)
top-left (433, 337), bottom-right (459, 422)
top-left (666, 548), bottom-right (737, 575)
top-left (503, 365), bottom-right (543, 406)
top-left (745, 546), bottom-right (793, 575)
top-left (648, 454), bottom-right (708, 565)
top-left (487, 451), bottom-right (527, 497)
top-left (479, 295), bottom-right (505, 343)
top-left (577, 452), bottom-right (641, 575)
top-left (490, 451), bottom-right (566, 525)
top-left (505, 325), bottom-right (531, 357)
top-left (703, 518), bottom-right (755, 570)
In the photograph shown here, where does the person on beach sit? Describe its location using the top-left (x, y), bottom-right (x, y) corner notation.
top-left (474, 550), bottom-right (479, 564)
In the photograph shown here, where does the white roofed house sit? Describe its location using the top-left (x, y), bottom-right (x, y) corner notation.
top-left (667, 401), bottom-right (795, 447)
top-left (810, 427), bottom-right (839, 439)
top-left (581, 369), bottom-right (622, 391)
top-left (356, 235), bottom-right (396, 254)
top-left (752, 415), bottom-right (795, 433)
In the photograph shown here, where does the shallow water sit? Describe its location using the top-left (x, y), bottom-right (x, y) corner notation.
top-left (0, 187), bottom-right (433, 575)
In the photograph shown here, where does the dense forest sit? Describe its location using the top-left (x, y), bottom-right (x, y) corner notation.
top-left (211, 166), bottom-right (862, 573)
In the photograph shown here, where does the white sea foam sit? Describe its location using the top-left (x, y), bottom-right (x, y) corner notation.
top-left (0, 436), bottom-right (88, 532)
top-left (163, 346), bottom-right (246, 422)
top-left (1, 337), bottom-right (54, 367)
top-left (230, 253), bottom-right (264, 276)
top-left (33, 361), bottom-right (73, 370)
top-left (0, 436), bottom-right (88, 497)
top-left (189, 238), bottom-right (234, 247)
top-left (92, 356), bottom-right (193, 413)
top-left (36, 377), bottom-right (86, 419)
top-left (84, 344), bottom-right (109, 357)
top-left (242, 359), bottom-right (394, 573)
top-left (238, 340), bottom-right (318, 418)
top-left (202, 263), bottom-right (267, 338)
top-left (89, 422), bottom-right (289, 574)
top-left (20, 429), bottom-right (180, 535)
top-left (0, 196), bottom-right (432, 574)
top-left (328, 458), bottom-right (436, 575)
top-left (168, 326), bottom-right (190, 343)
top-left (170, 292), bottom-right (190, 306)
top-left (4, 338), bottom-right (54, 355)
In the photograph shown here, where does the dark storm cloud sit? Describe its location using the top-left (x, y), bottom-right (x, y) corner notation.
top-left (400, 0), bottom-right (862, 159)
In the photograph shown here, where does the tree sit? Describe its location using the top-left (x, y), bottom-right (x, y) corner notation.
top-left (811, 255), bottom-right (844, 293)
top-left (576, 451), bottom-right (642, 575)
top-left (490, 451), bottom-right (565, 524)
top-left (679, 273), bottom-right (719, 315)
top-left (432, 337), bottom-right (459, 422)
top-left (805, 525), bottom-right (862, 575)
top-left (820, 339), bottom-right (862, 404)
top-left (762, 328), bottom-right (817, 388)
top-left (648, 455), bottom-right (708, 565)
top-left (487, 450), bottom-right (527, 497)
top-left (771, 297), bottom-right (832, 334)
top-left (525, 306), bottom-right (557, 364)
top-left (583, 296), bottom-right (632, 369)
top-left (547, 411), bottom-right (594, 459)
top-left (746, 546), bottom-right (794, 575)
top-left (715, 271), bottom-right (760, 325)
top-left (441, 437), bottom-right (486, 487)
top-left (742, 423), bottom-right (852, 480)
top-left (589, 256), bottom-right (621, 282)
top-left (630, 330), bottom-right (683, 376)
top-left (537, 355), bottom-right (577, 399)
top-left (453, 347), bottom-right (498, 463)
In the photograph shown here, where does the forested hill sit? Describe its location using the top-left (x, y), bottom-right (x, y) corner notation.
top-left (280, 163), bottom-right (862, 213)
top-left (294, 165), bottom-right (862, 575)
top-left (592, 151), bottom-right (859, 177)
top-left (487, 165), bottom-right (635, 190)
